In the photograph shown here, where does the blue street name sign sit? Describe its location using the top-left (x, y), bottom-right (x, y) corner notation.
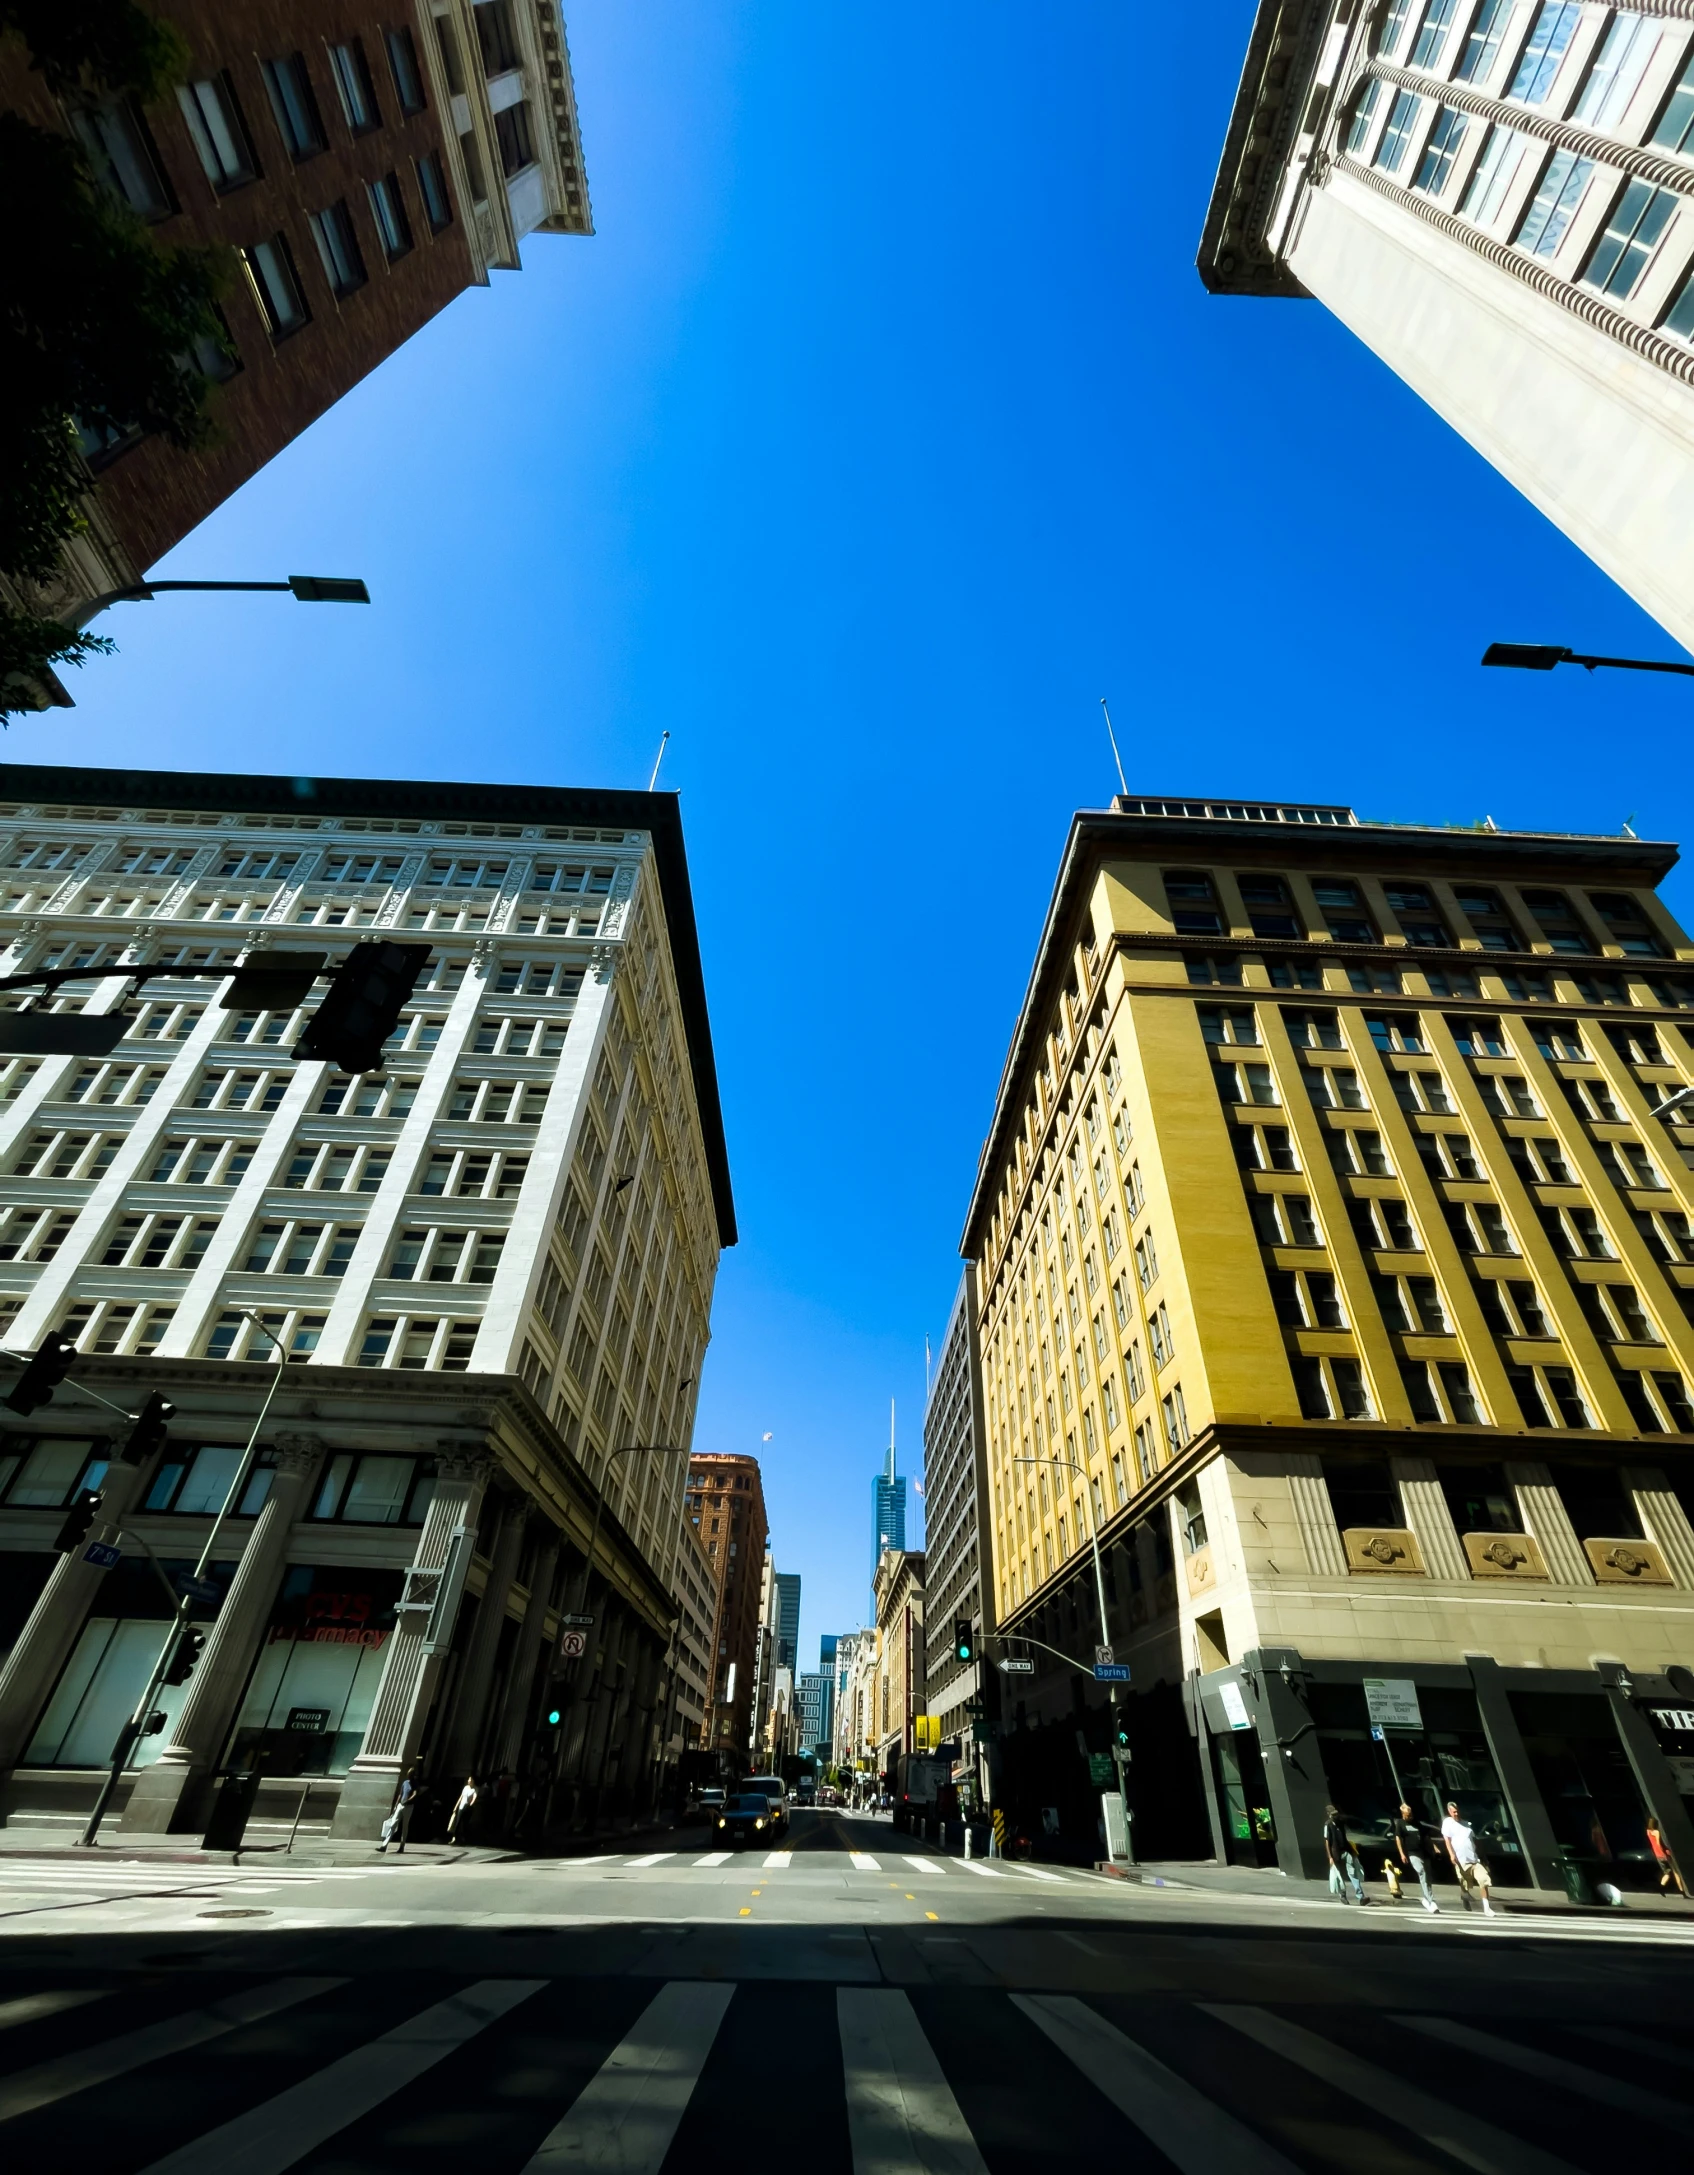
top-left (1094, 1663), bottom-right (1131, 1682)
top-left (82, 1541), bottom-right (121, 1569)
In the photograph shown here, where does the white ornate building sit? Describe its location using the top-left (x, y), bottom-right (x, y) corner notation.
top-left (0, 761), bottom-right (733, 1839)
top-left (1202, 1), bottom-right (1694, 651)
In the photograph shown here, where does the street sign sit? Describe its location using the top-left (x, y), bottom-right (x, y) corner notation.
top-left (558, 1612), bottom-right (595, 1628)
top-left (1370, 1724), bottom-right (1385, 1742)
top-left (82, 1541), bottom-right (121, 1569)
top-left (1218, 1681), bottom-right (1252, 1731)
top-left (998, 1657), bottom-right (1035, 1675)
top-left (1363, 1678), bottom-right (1422, 1731)
top-left (1095, 1645), bottom-right (1115, 1667)
top-left (175, 1574), bottom-right (218, 1603)
top-left (558, 1630), bottom-right (589, 1659)
top-left (1093, 1663), bottom-right (1131, 1682)
top-left (1088, 1752), bottom-right (1115, 1785)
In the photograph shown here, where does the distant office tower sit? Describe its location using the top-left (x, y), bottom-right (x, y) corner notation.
top-left (871, 1429), bottom-right (907, 1595)
top-left (819, 1631), bottom-right (839, 1678)
top-left (797, 1670), bottom-right (833, 1756)
top-left (1201, 2), bottom-right (1694, 651)
top-left (687, 1456), bottom-right (770, 1757)
top-left (922, 1269), bottom-right (992, 1763)
top-left (2, 0), bottom-right (591, 633)
top-left (774, 1570), bottom-right (801, 1670)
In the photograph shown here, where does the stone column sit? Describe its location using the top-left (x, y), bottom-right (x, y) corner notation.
top-left (0, 1447), bottom-right (163, 1781)
top-left (1392, 1456), bottom-right (1468, 1580)
top-left (1466, 1653), bottom-right (1565, 1891)
top-left (328, 1447), bottom-right (493, 1839)
top-left (1507, 1461), bottom-right (1589, 1586)
top-left (579, 1607), bottom-right (629, 1809)
top-left (435, 1492), bottom-right (527, 1782)
top-left (1239, 1646), bottom-right (1331, 1880)
top-left (1626, 1465), bottom-right (1694, 1587)
top-left (489, 1530), bottom-right (561, 1776)
top-left (120, 1435), bottom-right (326, 1835)
top-left (1596, 1661), bottom-right (1694, 1874)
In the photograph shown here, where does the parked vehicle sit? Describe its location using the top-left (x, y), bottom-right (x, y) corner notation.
top-left (714, 1793), bottom-right (780, 1848)
top-left (691, 1786), bottom-right (727, 1822)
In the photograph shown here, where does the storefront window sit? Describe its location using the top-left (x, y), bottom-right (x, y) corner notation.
top-left (311, 1451), bottom-right (435, 1524)
top-left (1514, 1689), bottom-right (1652, 1891)
top-left (3, 1437), bottom-right (106, 1507)
top-left (226, 1564), bottom-right (403, 1775)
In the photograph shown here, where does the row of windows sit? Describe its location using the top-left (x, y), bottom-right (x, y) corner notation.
top-left (0, 1433), bottom-right (442, 1526)
top-left (1188, 950), bottom-right (1690, 1006)
top-left (1166, 867), bottom-right (1662, 955)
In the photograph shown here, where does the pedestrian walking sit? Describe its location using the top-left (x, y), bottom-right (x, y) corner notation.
top-left (446, 1773), bottom-right (479, 1844)
top-left (1390, 1801), bottom-right (1440, 1914)
top-left (377, 1768), bottom-right (420, 1854)
top-left (1322, 1804), bottom-right (1366, 1904)
top-left (1440, 1800), bottom-right (1495, 1916)
top-left (1646, 1814), bottom-right (1686, 1897)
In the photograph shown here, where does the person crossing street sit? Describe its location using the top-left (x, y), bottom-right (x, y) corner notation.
top-left (1390, 1801), bottom-right (1440, 1913)
top-left (1440, 1800), bottom-right (1496, 1916)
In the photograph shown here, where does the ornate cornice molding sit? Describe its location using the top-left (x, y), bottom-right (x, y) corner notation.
top-left (1367, 58), bottom-right (1694, 196)
top-left (1336, 152), bottom-right (1694, 389)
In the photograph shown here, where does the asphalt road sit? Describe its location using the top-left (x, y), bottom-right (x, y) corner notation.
top-left (0, 1807), bottom-right (1690, 2173)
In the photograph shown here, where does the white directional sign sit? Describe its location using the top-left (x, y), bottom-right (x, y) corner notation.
top-left (1363, 1678), bottom-right (1423, 1731)
top-left (998, 1657), bottom-right (1035, 1675)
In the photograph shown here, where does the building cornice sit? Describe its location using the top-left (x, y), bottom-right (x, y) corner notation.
top-left (1197, 0), bottom-right (1332, 296)
top-left (0, 762), bottom-right (735, 1246)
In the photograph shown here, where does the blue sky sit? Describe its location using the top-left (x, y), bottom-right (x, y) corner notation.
top-left (26, 2), bottom-right (1694, 1669)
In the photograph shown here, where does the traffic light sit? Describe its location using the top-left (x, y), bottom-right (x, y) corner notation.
top-left (142, 1709), bottom-right (168, 1736)
top-left (296, 941), bottom-right (431, 1074)
top-left (5, 1331), bottom-right (78, 1414)
top-left (954, 1619), bottom-right (974, 1665)
top-left (546, 1708), bottom-right (562, 1727)
top-left (53, 1488), bottom-right (102, 1553)
top-left (162, 1626), bottom-right (206, 1686)
top-left (119, 1391), bottom-right (176, 1465)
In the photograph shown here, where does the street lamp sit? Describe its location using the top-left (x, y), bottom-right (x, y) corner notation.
top-left (1482, 642), bottom-right (1694, 679)
top-left (1014, 1451), bottom-right (1135, 1862)
top-left (77, 575), bottom-right (371, 627)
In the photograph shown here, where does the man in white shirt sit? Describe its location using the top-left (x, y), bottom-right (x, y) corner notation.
top-left (1441, 1800), bottom-right (1495, 1916)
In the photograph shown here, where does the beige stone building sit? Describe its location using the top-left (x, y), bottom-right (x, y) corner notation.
top-left (963, 790), bottom-right (1694, 1889)
top-left (872, 1547), bottom-right (925, 1783)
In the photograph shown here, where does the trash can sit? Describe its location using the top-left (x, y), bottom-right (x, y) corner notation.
top-left (1559, 1847), bottom-right (1591, 1904)
top-left (203, 1770), bottom-right (263, 1851)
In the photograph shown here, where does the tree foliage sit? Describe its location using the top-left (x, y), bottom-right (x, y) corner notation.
top-left (1, 2), bottom-right (223, 712)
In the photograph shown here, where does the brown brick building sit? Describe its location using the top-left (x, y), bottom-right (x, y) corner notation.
top-left (2, 2), bottom-right (591, 619)
top-left (685, 1452), bottom-right (769, 1765)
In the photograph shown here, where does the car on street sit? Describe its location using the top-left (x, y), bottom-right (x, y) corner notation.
top-left (740, 1774), bottom-right (789, 1834)
top-left (818, 1784), bottom-right (842, 1807)
top-left (713, 1792), bottom-right (781, 1847)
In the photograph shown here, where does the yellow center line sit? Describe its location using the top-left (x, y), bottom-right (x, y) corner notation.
top-left (925, 1910), bottom-right (940, 1921)
top-left (739, 1906), bottom-right (751, 1916)
top-left (905, 1893), bottom-right (916, 1900)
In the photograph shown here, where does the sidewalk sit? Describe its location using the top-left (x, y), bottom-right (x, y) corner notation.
top-left (1093, 1855), bottom-right (1694, 1917)
top-left (0, 1808), bottom-right (694, 1870)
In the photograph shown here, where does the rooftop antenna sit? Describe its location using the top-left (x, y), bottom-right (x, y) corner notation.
top-left (647, 730), bottom-right (670, 792)
top-left (1099, 697), bottom-right (1129, 798)
top-left (1622, 811), bottom-right (1639, 837)
top-left (924, 1336), bottom-right (932, 1401)
top-left (887, 1398), bottom-right (896, 1484)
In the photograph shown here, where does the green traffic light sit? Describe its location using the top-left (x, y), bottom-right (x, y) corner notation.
top-left (547, 1709), bottom-right (562, 1725)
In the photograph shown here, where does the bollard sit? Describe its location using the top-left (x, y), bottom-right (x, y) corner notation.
top-left (964, 1823), bottom-right (973, 1860)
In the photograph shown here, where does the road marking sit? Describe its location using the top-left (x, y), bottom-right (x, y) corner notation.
top-left (1204, 2004), bottom-right (1582, 2175)
top-left (904, 1857), bottom-right (944, 1874)
top-left (838, 1987), bottom-right (987, 2175)
top-left (1057, 1933), bottom-right (1101, 1957)
top-left (137, 1980), bottom-right (544, 2175)
top-left (739, 1908), bottom-right (751, 1917)
top-left (693, 1854), bottom-right (731, 1868)
top-left (522, 1979), bottom-right (733, 2173)
top-left (849, 1853), bottom-right (881, 1871)
top-left (1015, 1995), bottom-right (1298, 2174)
top-left (0, 1978), bottom-right (342, 2123)
top-left (1585, 2022), bottom-right (1694, 2076)
top-left (623, 1854), bottom-right (674, 1869)
top-left (925, 1911), bottom-right (940, 1922)
top-left (1019, 1867), bottom-right (1068, 1883)
top-left (0, 1987), bottom-right (108, 2032)
top-left (958, 1862), bottom-right (1005, 1879)
top-left (762, 1852), bottom-right (792, 1869)
top-left (1398, 2012), bottom-right (1691, 2130)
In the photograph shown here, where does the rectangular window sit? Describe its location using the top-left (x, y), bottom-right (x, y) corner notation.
top-left (1517, 149), bottom-right (1593, 257)
top-left (1311, 878), bottom-right (1376, 943)
top-left (1283, 1007), bottom-right (1343, 1049)
top-left (261, 54), bottom-right (325, 158)
top-left (1236, 873), bottom-right (1301, 939)
top-left (495, 99), bottom-right (536, 178)
top-left (1653, 49), bottom-right (1694, 156)
top-left (1413, 107), bottom-right (1468, 194)
top-left (1411, 0), bottom-right (1460, 67)
top-left (1364, 1012), bottom-right (1425, 1054)
top-left (329, 41), bottom-right (380, 132)
top-left (1508, 2), bottom-right (1581, 106)
top-left (177, 74), bottom-right (258, 189)
top-left (1574, 12), bottom-right (1659, 132)
top-left (243, 234), bottom-right (309, 335)
top-left (1461, 123), bottom-right (1533, 224)
top-left (1379, 0), bottom-right (1419, 55)
top-left (1199, 1005), bottom-right (1258, 1046)
top-left (1582, 179), bottom-right (1678, 298)
top-left (1456, 0), bottom-right (1513, 83)
top-left (70, 98), bottom-right (173, 217)
top-left (309, 200), bottom-right (368, 296)
top-left (1164, 869), bottom-right (1222, 934)
top-left (368, 173), bottom-right (414, 260)
top-left (386, 26), bottom-right (427, 113)
top-left (1347, 77), bottom-right (1384, 154)
top-left (1375, 88), bottom-right (1424, 173)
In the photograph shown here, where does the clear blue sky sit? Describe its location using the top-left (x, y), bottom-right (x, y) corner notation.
top-left (26, 3), bottom-right (1694, 1668)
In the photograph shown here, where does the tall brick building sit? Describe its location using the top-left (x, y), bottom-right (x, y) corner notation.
top-left (684, 1452), bottom-right (768, 1765)
top-left (3, 2), bottom-right (591, 622)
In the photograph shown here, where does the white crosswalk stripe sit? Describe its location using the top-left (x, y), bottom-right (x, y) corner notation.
top-left (848, 1852), bottom-right (881, 1871)
top-left (621, 1854), bottom-right (674, 1869)
top-left (958, 1861), bottom-right (1006, 1879)
top-left (693, 1853), bottom-right (731, 1868)
top-left (762, 1851), bottom-right (792, 1868)
top-left (0, 1988), bottom-right (108, 2034)
top-left (838, 1987), bottom-right (987, 2175)
top-left (1399, 2013), bottom-right (1690, 2132)
top-left (903, 1856), bottom-right (946, 1874)
top-left (521, 1980), bottom-right (733, 2173)
top-left (136, 1979), bottom-right (545, 2175)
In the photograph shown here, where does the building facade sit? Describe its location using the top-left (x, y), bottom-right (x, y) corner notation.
top-left (964, 790), bottom-right (1694, 1886)
top-left (684, 1451), bottom-right (767, 1762)
top-left (797, 1666), bottom-right (832, 1757)
top-left (667, 1510), bottom-right (715, 1766)
top-left (871, 1546), bottom-right (924, 1783)
top-left (922, 1267), bottom-right (994, 1776)
top-left (4, 0), bottom-right (591, 633)
top-left (832, 1626), bottom-right (868, 1774)
top-left (1201, 2), bottom-right (1694, 655)
top-left (0, 761), bottom-right (731, 1839)
top-left (870, 1436), bottom-right (906, 1596)
top-left (774, 1568), bottom-right (801, 1670)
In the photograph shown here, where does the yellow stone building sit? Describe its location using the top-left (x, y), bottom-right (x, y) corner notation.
top-left (963, 795), bottom-right (1694, 1893)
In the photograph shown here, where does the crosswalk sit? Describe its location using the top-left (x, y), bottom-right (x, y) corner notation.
top-left (0, 1965), bottom-right (1676, 2173)
top-left (552, 1848), bottom-right (1097, 1882)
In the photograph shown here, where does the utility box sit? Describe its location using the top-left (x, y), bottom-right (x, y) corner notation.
top-left (203, 1770), bottom-right (262, 1851)
top-left (1102, 1791), bottom-right (1130, 1863)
